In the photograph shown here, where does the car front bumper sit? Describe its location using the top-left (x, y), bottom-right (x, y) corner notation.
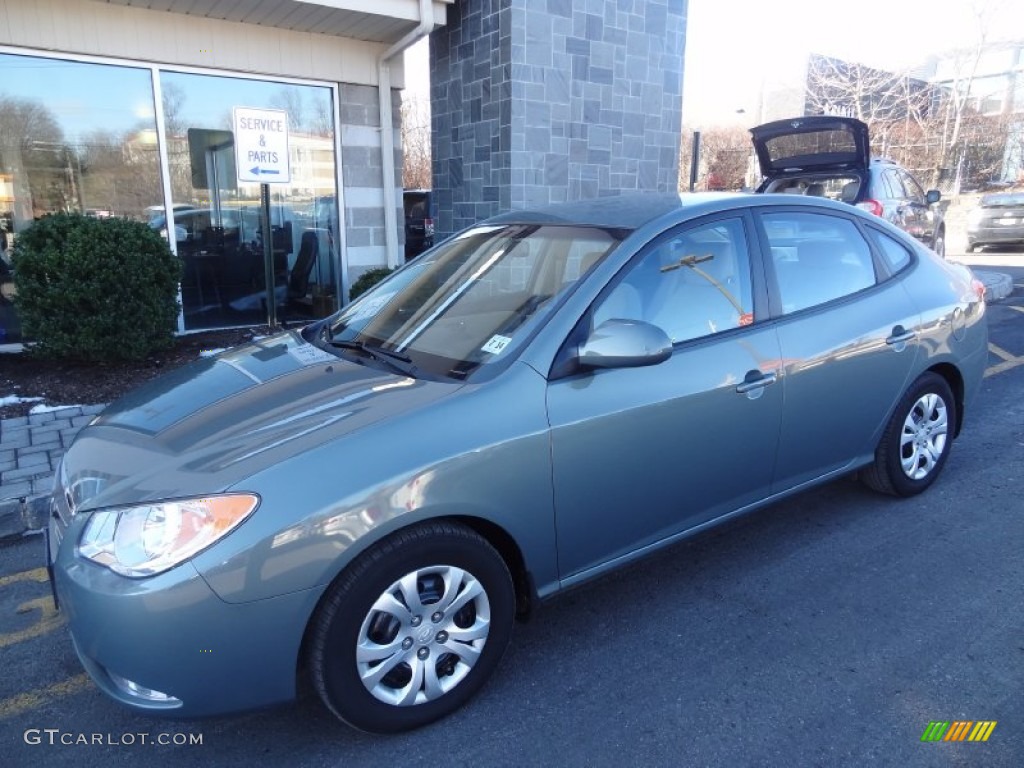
top-left (48, 510), bottom-right (322, 718)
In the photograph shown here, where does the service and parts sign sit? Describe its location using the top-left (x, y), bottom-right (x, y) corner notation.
top-left (233, 107), bottom-right (290, 184)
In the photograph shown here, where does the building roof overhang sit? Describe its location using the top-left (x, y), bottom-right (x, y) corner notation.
top-left (101, 0), bottom-right (453, 44)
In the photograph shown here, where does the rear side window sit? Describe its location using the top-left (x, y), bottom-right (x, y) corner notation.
top-left (869, 229), bottom-right (913, 273)
top-left (882, 170), bottom-right (906, 199)
top-left (900, 171), bottom-right (925, 202)
top-left (761, 212), bottom-right (877, 314)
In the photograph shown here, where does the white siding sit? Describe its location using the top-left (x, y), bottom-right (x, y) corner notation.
top-left (0, 0), bottom-right (404, 86)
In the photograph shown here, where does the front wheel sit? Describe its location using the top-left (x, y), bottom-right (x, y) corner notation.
top-left (931, 229), bottom-right (946, 259)
top-left (861, 372), bottom-right (956, 497)
top-left (309, 521), bottom-right (515, 733)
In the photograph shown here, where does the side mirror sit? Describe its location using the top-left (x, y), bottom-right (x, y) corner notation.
top-left (577, 319), bottom-right (672, 369)
top-left (926, 189), bottom-right (941, 205)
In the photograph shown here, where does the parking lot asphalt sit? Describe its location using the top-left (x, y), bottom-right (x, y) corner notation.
top-left (0, 254), bottom-right (1021, 767)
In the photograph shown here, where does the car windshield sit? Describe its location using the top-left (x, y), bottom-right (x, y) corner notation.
top-left (324, 224), bottom-right (625, 379)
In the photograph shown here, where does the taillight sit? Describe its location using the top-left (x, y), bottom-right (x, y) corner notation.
top-left (425, 218), bottom-right (434, 236)
top-left (971, 277), bottom-right (986, 301)
top-left (856, 199), bottom-right (884, 216)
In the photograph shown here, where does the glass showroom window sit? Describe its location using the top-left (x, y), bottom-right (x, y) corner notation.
top-left (158, 71), bottom-right (339, 331)
top-left (0, 53), bottom-right (161, 343)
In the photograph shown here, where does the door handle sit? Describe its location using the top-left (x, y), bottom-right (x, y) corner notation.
top-left (886, 326), bottom-right (916, 345)
top-left (735, 371), bottom-right (778, 394)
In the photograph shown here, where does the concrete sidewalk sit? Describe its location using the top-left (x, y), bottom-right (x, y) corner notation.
top-left (0, 268), bottom-right (1016, 539)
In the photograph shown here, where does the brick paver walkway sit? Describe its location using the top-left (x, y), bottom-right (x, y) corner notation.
top-left (0, 405), bottom-right (106, 502)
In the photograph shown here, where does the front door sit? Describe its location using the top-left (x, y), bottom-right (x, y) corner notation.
top-left (546, 215), bottom-right (785, 580)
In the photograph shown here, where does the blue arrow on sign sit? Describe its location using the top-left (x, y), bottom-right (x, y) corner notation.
top-left (250, 166), bottom-right (281, 176)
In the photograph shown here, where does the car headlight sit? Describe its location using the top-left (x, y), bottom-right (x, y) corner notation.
top-left (78, 494), bottom-right (259, 577)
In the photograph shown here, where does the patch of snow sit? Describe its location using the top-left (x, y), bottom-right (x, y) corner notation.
top-left (30, 403), bottom-right (86, 414)
top-left (199, 347), bottom-right (228, 358)
top-left (0, 394), bottom-right (44, 407)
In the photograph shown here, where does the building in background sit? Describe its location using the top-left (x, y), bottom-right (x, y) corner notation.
top-left (0, 0), bottom-right (454, 340)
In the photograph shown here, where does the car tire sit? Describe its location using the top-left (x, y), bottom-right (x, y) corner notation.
top-left (932, 228), bottom-right (946, 259)
top-left (965, 243), bottom-right (976, 253)
top-left (309, 521), bottom-right (515, 733)
top-left (861, 372), bottom-right (956, 497)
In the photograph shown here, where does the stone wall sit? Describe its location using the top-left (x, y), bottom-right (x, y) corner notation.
top-left (430, 0), bottom-right (687, 238)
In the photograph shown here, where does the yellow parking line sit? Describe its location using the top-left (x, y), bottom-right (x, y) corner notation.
top-left (0, 568), bottom-right (49, 589)
top-left (988, 343), bottom-right (1016, 361)
top-left (0, 674), bottom-right (92, 719)
top-left (0, 597), bottom-right (66, 650)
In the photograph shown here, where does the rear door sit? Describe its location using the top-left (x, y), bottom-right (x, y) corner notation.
top-left (897, 170), bottom-right (936, 245)
top-left (757, 208), bottom-right (922, 491)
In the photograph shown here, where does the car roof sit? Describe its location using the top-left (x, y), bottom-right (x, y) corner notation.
top-left (484, 193), bottom-right (748, 230)
top-left (482, 191), bottom-right (881, 233)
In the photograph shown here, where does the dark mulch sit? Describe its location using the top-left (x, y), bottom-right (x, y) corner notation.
top-left (0, 326), bottom-right (275, 420)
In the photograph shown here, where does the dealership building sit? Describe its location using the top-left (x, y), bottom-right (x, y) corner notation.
top-left (0, 0), bottom-right (686, 339)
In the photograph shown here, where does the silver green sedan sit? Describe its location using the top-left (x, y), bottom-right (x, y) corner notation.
top-left (48, 193), bottom-right (987, 733)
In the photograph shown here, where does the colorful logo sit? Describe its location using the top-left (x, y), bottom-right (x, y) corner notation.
top-left (921, 721), bottom-right (997, 742)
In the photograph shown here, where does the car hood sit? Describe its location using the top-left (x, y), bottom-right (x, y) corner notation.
top-left (750, 116), bottom-right (870, 177)
top-left (60, 330), bottom-right (460, 512)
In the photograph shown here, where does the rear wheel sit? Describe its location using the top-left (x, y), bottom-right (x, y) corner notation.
top-left (932, 229), bottom-right (946, 259)
top-left (309, 521), bottom-right (515, 733)
top-left (861, 372), bottom-right (956, 497)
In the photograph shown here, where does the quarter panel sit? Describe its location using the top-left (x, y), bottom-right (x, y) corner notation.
top-left (771, 281), bottom-right (922, 491)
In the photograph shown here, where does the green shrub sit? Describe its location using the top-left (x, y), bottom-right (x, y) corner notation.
top-left (12, 212), bottom-right (182, 361)
top-left (349, 266), bottom-right (397, 301)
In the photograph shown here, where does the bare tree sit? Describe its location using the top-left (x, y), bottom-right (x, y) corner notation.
top-left (802, 1), bottom-right (1021, 188)
top-left (679, 125), bottom-right (751, 192)
top-left (400, 93), bottom-right (431, 190)
top-left (805, 54), bottom-right (931, 125)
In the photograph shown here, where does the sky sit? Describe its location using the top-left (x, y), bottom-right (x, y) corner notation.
top-left (403, 0), bottom-right (1024, 126)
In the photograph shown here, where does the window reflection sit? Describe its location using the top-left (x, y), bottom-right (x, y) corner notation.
top-left (0, 53), bottom-right (161, 342)
top-left (159, 72), bottom-right (340, 330)
top-left (0, 53), bottom-right (343, 343)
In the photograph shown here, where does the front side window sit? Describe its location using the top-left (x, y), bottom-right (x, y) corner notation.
top-left (324, 224), bottom-right (623, 379)
top-left (762, 212), bottom-right (877, 314)
top-left (591, 217), bottom-right (754, 344)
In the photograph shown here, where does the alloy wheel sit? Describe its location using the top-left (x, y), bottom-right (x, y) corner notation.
top-left (356, 565), bottom-right (491, 707)
top-left (899, 392), bottom-right (948, 480)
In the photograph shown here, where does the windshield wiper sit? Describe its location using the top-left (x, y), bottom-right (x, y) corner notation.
top-left (326, 338), bottom-right (415, 376)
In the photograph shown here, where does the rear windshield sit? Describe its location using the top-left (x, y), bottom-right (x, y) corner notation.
top-left (981, 193), bottom-right (1024, 207)
top-left (764, 129), bottom-right (859, 170)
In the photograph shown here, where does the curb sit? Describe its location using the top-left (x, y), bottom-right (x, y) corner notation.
top-left (0, 494), bottom-right (49, 541)
top-left (973, 269), bottom-right (1014, 302)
